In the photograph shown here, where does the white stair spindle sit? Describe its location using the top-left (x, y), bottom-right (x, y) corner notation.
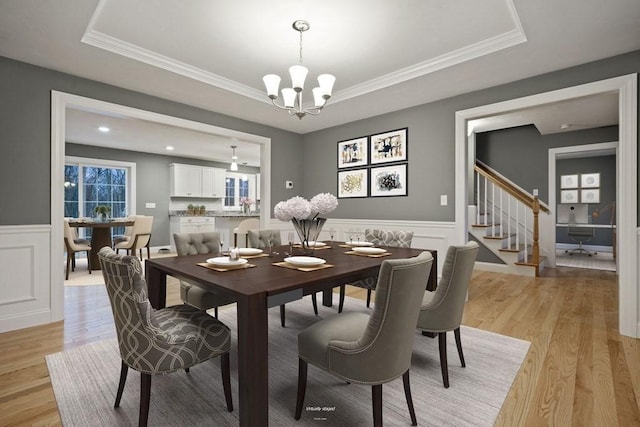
top-left (508, 194), bottom-right (512, 249)
top-left (515, 202), bottom-right (519, 250)
top-left (483, 176), bottom-right (488, 226)
top-left (491, 181), bottom-right (496, 236)
top-left (524, 204), bottom-right (528, 261)
top-left (499, 188), bottom-right (504, 238)
top-left (476, 172), bottom-right (480, 225)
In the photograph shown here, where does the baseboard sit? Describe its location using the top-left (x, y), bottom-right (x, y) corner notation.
top-left (555, 243), bottom-right (613, 253)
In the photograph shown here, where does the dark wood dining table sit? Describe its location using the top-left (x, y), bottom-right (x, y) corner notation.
top-left (145, 244), bottom-right (437, 427)
top-left (68, 219), bottom-right (134, 270)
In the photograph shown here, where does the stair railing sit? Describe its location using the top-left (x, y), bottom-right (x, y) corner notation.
top-left (474, 161), bottom-right (549, 275)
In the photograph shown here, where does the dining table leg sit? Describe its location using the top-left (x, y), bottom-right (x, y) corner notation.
top-left (145, 264), bottom-right (167, 309)
top-left (236, 293), bottom-right (269, 426)
top-left (89, 227), bottom-right (113, 270)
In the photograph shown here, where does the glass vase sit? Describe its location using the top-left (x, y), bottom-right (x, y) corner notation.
top-left (291, 217), bottom-right (326, 255)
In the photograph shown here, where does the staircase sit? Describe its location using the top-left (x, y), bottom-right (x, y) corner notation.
top-left (469, 161), bottom-right (550, 277)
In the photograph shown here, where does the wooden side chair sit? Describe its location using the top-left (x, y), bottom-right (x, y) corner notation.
top-left (114, 215), bottom-right (153, 259)
top-left (63, 219), bottom-right (92, 280)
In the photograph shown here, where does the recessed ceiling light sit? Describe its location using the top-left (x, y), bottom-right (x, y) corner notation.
top-left (560, 123), bottom-right (571, 129)
top-left (166, 146), bottom-right (174, 151)
top-left (98, 126), bottom-right (110, 132)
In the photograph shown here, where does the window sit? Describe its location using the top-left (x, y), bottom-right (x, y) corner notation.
top-left (65, 156), bottom-right (136, 237)
top-left (224, 173), bottom-right (254, 209)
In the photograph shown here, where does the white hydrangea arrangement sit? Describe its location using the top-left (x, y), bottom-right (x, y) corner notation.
top-left (274, 193), bottom-right (338, 221)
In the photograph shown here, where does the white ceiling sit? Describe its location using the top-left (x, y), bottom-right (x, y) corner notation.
top-left (1, 0), bottom-right (638, 161)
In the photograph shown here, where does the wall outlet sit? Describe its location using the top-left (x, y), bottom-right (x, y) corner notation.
top-left (533, 188), bottom-right (539, 196)
top-left (285, 180), bottom-right (294, 189)
top-left (440, 195), bottom-right (448, 206)
top-left (145, 202), bottom-right (156, 209)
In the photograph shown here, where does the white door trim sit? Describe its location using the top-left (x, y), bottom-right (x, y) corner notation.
top-left (455, 74), bottom-right (638, 337)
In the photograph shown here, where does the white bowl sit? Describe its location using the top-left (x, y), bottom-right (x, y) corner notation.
top-left (284, 256), bottom-right (326, 267)
top-left (238, 248), bottom-right (263, 256)
top-left (347, 241), bottom-right (374, 247)
top-left (206, 257), bottom-right (248, 267)
top-left (353, 247), bottom-right (387, 255)
top-left (305, 241), bottom-right (326, 247)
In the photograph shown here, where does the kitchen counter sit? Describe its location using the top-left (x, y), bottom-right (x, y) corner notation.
top-left (169, 210), bottom-right (259, 218)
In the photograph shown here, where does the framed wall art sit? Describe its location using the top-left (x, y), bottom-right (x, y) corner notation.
top-left (580, 173), bottom-right (600, 188)
top-left (581, 188), bottom-right (600, 203)
top-left (370, 164), bottom-right (407, 197)
top-left (337, 136), bottom-right (368, 169)
top-left (337, 168), bottom-right (368, 198)
top-left (560, 174), bottom-right (578, 189)
top-left (560, 189), bottom-right (579, 204)
top-left (370, 128), bottom-right (407, 164)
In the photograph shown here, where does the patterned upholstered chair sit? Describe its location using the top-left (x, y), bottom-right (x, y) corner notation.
top-left (173, 232), bottom-right (236, 318)
top-left (98, 247), bottom-right (233, 426)
top-left (340, 229), bottom-right (414, 308)
top-left (416, 241), bottom-right (478, 388)
top-left (295, 251), bottom-right (434, 426)
top-left (63, 219), bottom-right (92, 280)
top-left (247, 229), bottom-right (318, 327)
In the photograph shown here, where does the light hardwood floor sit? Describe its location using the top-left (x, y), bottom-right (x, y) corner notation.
top-left (1, 265), bottom-right (638, 425)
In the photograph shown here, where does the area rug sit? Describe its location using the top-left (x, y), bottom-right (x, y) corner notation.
top-left (46, 296), bottom-right (530, 426)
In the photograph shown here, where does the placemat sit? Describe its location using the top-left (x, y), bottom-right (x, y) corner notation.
top-left (345, 251), bottom-right (392, 258)
top-left (272, 261), bottom-right (334, 272)
top-left (240, 253), bottom-right (270, 259)
top-left (197, 262), bottom-right (257, 272)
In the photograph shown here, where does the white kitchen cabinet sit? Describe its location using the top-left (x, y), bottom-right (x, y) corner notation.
top-left (169, 216), bottom-right (216, 251)
top-left (202, 167), bottom-right (226, 198)
top-left (170, 164), bottom-right (202, 197)
top-left (170, 163), bottom-right (225, 198)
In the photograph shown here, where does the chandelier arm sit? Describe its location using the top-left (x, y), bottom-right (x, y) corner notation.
top-left (270, 98), bottom-right (295, 112)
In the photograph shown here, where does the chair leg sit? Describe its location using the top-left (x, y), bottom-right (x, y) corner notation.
top-left (438, 332), bottom-right (450, 388)
top-left (454, 327), bottom-right (466, 367)
top-left (71, 253), bottom-right (76, 270)
top-left (114, 361), bottom-right (128, 408)
top-left (311, 293), bottom-right (318, 315)
top-left (294, 358), bottom-right (308, 420)
top-left (338, 285), bottom-right (345, 313)
top-left (221, 352), bottom-right (233, 412)
top-left (86, 250), bottom-right (91, 274)
top-left (402, 370), bottom-right (417, 426)
top-left (372, 384), bottom-right (383, 427)
top-left (146, 244), bottom-right (151, 260)
top-left (139, 373), bottom-right (152, 427)
top-left (366, 289), bottom-right (372, 308)
top-left (214, 306), bottom-right (219, 318)
top-left (65, 253), bottom-right (72, 280)
top-left (280, 304), bottom-right (286, 327)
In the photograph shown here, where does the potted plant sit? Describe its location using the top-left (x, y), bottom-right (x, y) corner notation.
top-left (199, 205), bottom-right (206, 215)
top-left (187, 204), bottom-right (195, 215)
top-left (94, 205), bottom-right (111, 221)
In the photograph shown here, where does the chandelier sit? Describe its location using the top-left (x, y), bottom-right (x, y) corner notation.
top-left (263, 20), bottom-right (335, 119)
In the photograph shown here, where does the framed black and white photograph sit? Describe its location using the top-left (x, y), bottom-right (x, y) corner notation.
top-left (370, 164), bottom-right (407, 197)
top-left (581, 173), bottom-right (600, 188)
top-left (337, 168), bottom-right (368, 198)
top-left (560, 189), bottom-right (579, 204)
top-left (370, 128), bottom-right (407, 164)
top-left (560, 174), bottom-right (579, 189)
top-left (337, 136), bottom-right (368, 169)
top-left (581, 188), bottom-right (600, 203)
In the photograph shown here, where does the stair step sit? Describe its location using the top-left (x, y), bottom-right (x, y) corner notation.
top-left (515, 255), bottom-right (547, 267)
top-left (499, 244), bottom-right (528, 253)
top-left (484, 233), bottom-right (514, 240)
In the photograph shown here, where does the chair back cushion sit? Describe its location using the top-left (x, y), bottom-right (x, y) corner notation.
top-left (236, 218), bottom-right (260, 234)
top-left (328, 251), bottom-right (433, 382)
top-left (365, 229), bottom-right (414, 248)
top-left (417, 241), bottom-right (479, 332)
top-left (64, 219), bottom-right (90, 251)
top-left (174, 232), bottom-right (221, 256)
top-left (247, 229), bottom-right (282, 248)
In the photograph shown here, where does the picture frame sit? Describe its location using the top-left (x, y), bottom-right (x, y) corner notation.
top-left (370, 128), bottom-right (408, 164)
top-left (560, 174), bottom-right (579, 189)
top-left (337, 136), bottom-right (368, 169)
top-left (581, 173), bottom-right (600, 188)
top-left (581, 188), bottom-right (600, 204)
top-left (370, 164), bottom-right (407, 197)
top-left (560, 189), bottom-right (579, 204)
top-left (337, 168), bottom-right (368, 198)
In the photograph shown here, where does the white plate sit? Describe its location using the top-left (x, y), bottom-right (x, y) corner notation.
top-left (284, 256), bottom-right (326, 267)
top-left (305, 241), bottom-right (326, 247)
top-left (353, 247), bottom-right (387, 255)
top-left (238, 248), bottom-right (263, 256)
top-left (347, 241), bottom-right (374, 247)
top-left (206, 257), bottom-right (248, 267)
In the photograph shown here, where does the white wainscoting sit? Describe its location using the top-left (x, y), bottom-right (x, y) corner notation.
top-left (267, 218), bottom-right (458, 280)
top-left (0, 225), bottom-right (55, 333)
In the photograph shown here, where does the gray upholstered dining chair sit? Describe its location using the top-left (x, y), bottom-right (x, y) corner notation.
top-left (98, 247), bottom-right (233, 427)
top-left (248, 229), bottom-right (320, 327)
top-left (416, 241), bottom-right (478, 388)
top-left (173, 232), bottom-right (236, 318)
top-left (295, 251), bottom-right (433, 426)
top-left (340, 229), bottom-right (414, 309)
top-left (63, 219), bottom-right (92, 280)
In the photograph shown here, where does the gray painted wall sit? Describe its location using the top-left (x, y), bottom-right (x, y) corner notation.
top-left (475, 124), bottom-right (618, 204)
top-left (555, 155), bottom-right (616, 247)
top-left (1, 50), bottom-right (639, 228)
top-left (0, 56), bottom-right (303, 225)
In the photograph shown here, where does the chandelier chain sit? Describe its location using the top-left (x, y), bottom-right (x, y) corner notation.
top-left (298, 30), bottom-right (303, 64)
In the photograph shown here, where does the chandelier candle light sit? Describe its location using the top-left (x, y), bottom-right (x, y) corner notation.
top-left (263, 20), bottom-right (336, 119)
top-left (274, 193), bottom-right (338, 253)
